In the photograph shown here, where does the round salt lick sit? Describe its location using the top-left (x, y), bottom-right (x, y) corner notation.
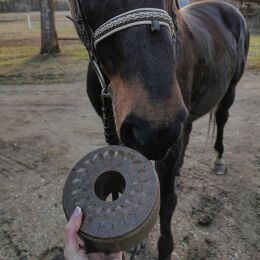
top-left (63, 146), bottom-right (160, 253)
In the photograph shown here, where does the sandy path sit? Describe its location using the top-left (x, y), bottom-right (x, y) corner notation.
top-left (0, 73), bottom-right (259, 259)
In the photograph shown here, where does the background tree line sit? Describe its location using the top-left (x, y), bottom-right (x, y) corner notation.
top-left (189, 0), bottom-right (260, 5)
top-left (2, 0), bottom-right (259, 55)
top-left (0, 0), bottom-right (69, 12)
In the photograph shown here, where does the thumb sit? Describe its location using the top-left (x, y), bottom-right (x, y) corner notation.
top-left (64, 207), bottom-right (83, 256)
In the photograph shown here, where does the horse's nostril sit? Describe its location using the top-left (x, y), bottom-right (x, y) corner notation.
top-left (120, 122), bottom-right (138, 147)
top-left (120, 113), bottom-right (183, 160)
top-left (120, 114), bottom-right (149, 149)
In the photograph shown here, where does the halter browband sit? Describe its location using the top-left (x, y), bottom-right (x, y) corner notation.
top-left (94, 8), bottom-right (176, 48)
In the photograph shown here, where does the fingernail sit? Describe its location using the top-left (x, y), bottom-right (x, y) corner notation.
top-left (72, 207), bottom-right (81, 218)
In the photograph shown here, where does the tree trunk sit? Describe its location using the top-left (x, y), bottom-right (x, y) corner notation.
top-left (39, 0), bottom-right (60, 54)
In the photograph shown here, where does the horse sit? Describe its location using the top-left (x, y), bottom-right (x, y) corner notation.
top-left (69, 0), bottom-right (249, 259)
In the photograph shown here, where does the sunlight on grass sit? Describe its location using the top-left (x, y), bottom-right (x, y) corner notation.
top-left (0, 12), bottom-right (88, 85)
top-left (0, 43), bottom-right (88, 84)
top-left (248, 34), bottom-right (260, 71)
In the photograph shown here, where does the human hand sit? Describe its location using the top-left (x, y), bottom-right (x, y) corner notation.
top-left (64, 207), bottom-right (123, 260)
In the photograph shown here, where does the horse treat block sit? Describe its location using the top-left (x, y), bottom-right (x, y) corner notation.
top-left (63, 146), bottom-right (160, 253)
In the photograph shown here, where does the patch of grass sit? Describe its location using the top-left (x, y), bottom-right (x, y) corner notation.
top-left (0, 43), bottom-right (88, 85)
top-left (0, 12), bottom-right (77, 43)
top-left (0, 12), bottom-right (88, 85)
top-left (248, 33), bottom-right (260, 71)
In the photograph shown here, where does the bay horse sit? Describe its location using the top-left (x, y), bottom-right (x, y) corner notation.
top-left (69, 0), bottom-right (249, 259)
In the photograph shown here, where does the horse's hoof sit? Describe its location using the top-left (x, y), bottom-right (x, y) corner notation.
top-left (52, 254), bottom-right (65, 260)
top-left (212, 152), bottom-right (227, 175)
top-left (213, 162), bottom-right (227, 176)
top-left (158, 255), bottom-right (172, 260)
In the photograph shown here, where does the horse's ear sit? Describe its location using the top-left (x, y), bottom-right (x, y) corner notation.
top-left (68, 0), bottom-right (78, 20)
top-left (175, 0), bottom-right (180, 10)
top-left (166, 0), bottom-right (180, 13)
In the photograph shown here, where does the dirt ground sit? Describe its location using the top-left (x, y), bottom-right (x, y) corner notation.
top-left (0, 72), bottom-right (259, 260)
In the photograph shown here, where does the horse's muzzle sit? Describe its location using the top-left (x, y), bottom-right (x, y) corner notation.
top-left (120, 108), bottom-right (188, 160)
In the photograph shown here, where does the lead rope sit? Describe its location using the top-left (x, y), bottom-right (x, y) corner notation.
top-left (91, 60), bottom-right (121, 145)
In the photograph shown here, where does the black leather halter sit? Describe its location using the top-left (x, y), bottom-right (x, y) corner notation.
top-left (69, 0), bottom-right (179, 146)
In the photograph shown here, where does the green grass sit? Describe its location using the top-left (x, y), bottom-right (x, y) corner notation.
top-left (0, 44), bottom-right (88, 84)
top-left (0, 12), bottom-right (259, 85)
top-left (0, 12), bottom-right (88, 85)
top-left (248, 33), bottom-right (260, 71)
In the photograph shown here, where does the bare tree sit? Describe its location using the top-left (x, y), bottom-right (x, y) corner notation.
top-left (39, 0), bottom-right (60, 54)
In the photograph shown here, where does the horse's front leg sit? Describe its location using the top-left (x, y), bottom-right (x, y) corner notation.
top-left (155, 140), bottom-right (182, 260)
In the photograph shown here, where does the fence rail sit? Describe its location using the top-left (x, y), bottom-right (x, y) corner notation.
top-left (0, 11), bottom-right (70, 22)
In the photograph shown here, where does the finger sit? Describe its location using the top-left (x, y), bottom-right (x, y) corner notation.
top-left (77, 237), bottom-right (85, 248)
top-left (87, 252), bottom-right (123, 260)
top-left (64, 207), bottom-right (83, 254)
top-left (104, 252), bottom-right (123, 260)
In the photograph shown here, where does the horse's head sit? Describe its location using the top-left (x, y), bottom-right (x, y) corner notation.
top-left (71, 0), bottom-right (188, 160)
